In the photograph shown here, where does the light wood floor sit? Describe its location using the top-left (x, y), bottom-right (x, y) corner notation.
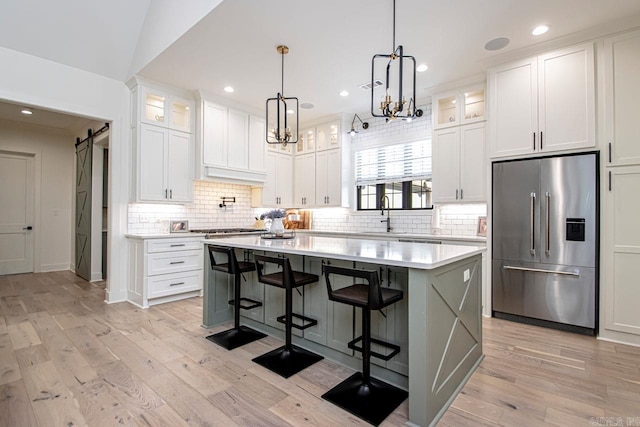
top-left (0, 272), bottom-right (638, 426)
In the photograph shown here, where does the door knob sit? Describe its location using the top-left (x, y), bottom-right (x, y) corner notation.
top-left (23, 226), bottom-right (33, 230)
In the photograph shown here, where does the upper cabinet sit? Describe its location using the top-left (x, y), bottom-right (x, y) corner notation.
top-left (604, 29), bottom-right (640, 166)
top-left (137, 86), bottom-right (193, 133)
top-left (296, 128), bottom-right (316, 155)
top-left (197, 99), bottom-right (267, 185)
top-left (433, 86), bottom-right (485, 129)
top-left (129, 79), bottom-right (195, 204)
top-left (432, 123), bottom-right (486, 203)
top-left (316, 121), bottom-right (340, 151)
top-left (489, 42), bottom-right (595, 158)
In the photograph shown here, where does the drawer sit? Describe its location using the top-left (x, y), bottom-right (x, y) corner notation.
top-left (148, 270), bottom-right (202, 299)
top-left (147, 238), bottom-right (203, 253)
top-left (147, 250), bottom-right (203, 276)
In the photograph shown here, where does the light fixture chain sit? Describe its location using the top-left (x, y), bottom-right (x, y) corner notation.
top-left (281, 48), bottom-right (284, 96)
top-left (392, 0), bottom-right (396, 53)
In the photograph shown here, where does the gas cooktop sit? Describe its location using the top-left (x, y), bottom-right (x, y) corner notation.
top-left (190, 228), bottom-right (262, 237)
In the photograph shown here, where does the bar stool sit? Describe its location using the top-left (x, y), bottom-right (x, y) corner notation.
top-left (205, 245), bottom-right (267, 350)
top-left (321, 265), bottom-right (407, 426)
top-left (252, 254), bottom-right (324, 378)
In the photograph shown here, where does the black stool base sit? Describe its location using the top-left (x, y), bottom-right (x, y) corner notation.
top-left (321, 372), bottom-right (408, 426)
top-left (252, 345), bottom-right (323, 378)
top-left (206, 326), bottom-right (267, 350)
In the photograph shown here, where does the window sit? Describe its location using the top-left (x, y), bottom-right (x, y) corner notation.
top-left (355, 140), bottom-right (433, 211)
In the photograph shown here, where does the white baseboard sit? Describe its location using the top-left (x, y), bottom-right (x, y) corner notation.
top-left (105, 289), bottom-right (127, 304)
top-left (598, 330), bottom-right (640, 348)
top-left (90, 272), bottom-right (104, 282)
top-left (40, 263), bottom-right (71, 272)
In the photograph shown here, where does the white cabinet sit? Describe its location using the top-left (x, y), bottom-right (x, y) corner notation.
top-left (296, 128), bottom-right (316, 155)
top-left (263, 151), bottom-right (293, 206)
top-left (294, 152), bottom-right (315, 206)
top-left (316, 149), bottom-right (342, 206)
top-left (604, 30), bottom-right (640, 166)
top-left (129, 80), bottom-right (195, 204)
top-left (433, 86), bottom-right (485, 130)
top-left (603, 166), bottom-right (640, 337)
top-left (135, 124), bottom-right (193, 203)
top-left (489, 42), bottom-right (595, 158)
top-left (316, 121), bottom-right (340, 151)
top-left (433, 122), bottom-right (486, 203)
top-left (136, 85), bottom-right (194, 133)
top-left (127, 236), bottom-right (203, 308)
top-left (199, 100), bottom-right (266, 184)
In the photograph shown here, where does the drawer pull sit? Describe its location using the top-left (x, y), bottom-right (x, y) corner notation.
top-left (170, 244), bottom-right (186, 247)
top-left (169, 261), bottom-right (185, 265)
top-left (170, 282), bottom-right (185, 287)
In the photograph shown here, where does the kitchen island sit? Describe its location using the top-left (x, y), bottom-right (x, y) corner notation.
top-left (202, 234), bottom-right (485, 427)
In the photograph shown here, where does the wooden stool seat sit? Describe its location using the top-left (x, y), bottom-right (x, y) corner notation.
top-left (321, 264), bottom-right (407, 426)
top-left (205, 245), bottom-right (266, 350)
top-left (252, 254), bottom-right (323, 378)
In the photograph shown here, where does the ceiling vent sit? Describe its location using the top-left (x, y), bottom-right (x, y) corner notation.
top-left (359, 79), bottom-right (384, 91)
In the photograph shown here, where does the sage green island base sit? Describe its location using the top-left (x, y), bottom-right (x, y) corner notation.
top-left (201, 235), bottom-right (484, 427)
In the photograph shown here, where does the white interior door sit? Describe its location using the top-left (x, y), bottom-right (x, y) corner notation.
top-left (0, 151), bottom-right (35, 275)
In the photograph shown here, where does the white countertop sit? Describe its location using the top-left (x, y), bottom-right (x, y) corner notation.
top-left (126, 233), bottom-right (206, 239)
top-left (203, 235), bottom-right (485, 270)
top-left (294, 229), bottom-right (486, 243)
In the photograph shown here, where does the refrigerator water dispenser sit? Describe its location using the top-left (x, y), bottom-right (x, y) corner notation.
top-left (566, 218), bottom-right (586, 241)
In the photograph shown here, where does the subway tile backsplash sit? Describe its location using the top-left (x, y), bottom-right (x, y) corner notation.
top-left (128, 180), bottom-right (486, 237)
top-left (128, 181), bottom-right (260, 234)
top-left (310, 204), bottom-right (486, 237)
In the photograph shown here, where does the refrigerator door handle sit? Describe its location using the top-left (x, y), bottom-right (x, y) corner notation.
top-left (503, 265), bottom-right (580, 277)
top-left (545, 192), bottom-right (550, 256)
top-left (530, 192), bottom-right (536, 255)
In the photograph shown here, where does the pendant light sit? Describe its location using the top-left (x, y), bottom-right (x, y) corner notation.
top-left (266, 45), bottom-right (299, 146)
top-left (371, 0), bottom-right (423, 121)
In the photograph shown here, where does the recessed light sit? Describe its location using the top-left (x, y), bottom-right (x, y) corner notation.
top-left (532, 25), bottom-right (550, 36)
top-left (20, 108), bottom-right (33, 115)
top-left (300, 103), bottom-right (314, 109)
top-left (223, 86), bottom-right (234, 93)
top-left (417, 64), bottom-right (429, 72)
top-left (339, 90), bottom-right (349, 97)
top-left (484, 37), bottom-right (510, 51)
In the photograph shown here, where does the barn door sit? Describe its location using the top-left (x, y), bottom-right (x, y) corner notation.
top-left (75, 134), bottom-right (92, 281)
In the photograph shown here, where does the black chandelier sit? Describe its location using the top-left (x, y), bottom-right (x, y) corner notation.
top-left (349, 113), bottom-right (369, 136)
top-left (266, 45), bottom-right (299, 146)
top-left (371, 0), bottom-right (423, 121)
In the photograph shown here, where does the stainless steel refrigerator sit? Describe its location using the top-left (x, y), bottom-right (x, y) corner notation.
top-left (492, 153), bottom-right (598, 335)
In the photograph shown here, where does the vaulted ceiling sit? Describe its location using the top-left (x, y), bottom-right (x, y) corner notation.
top-left (1, 0), bottom-right (640, 127)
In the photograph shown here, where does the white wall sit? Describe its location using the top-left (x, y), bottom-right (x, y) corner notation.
top-left (0, 46), bottom-right (130, 303)
top-left (128, 0), bottom-right (223, 77)
top-left (0, 119), bottom-right (74, 272)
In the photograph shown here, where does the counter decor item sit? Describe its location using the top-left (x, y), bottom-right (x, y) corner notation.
top-left (261, 209), bottom-right (286, 235)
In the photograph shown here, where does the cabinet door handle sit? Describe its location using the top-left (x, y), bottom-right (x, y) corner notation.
top-left (533, 132), bottom-right (536, 150)
top-left (170, 282), bottom-right (185, 287)
top-left (455, 189), bottom-right (458, 200)
top-left (170, 244), bottom-right (186, 247)
top-left (170, 189), bottom-right (173, 199)
top-left (540, 131), bottom-right (543, 150)
top-left (170, 261), bottom-right (185, 265)
top-left (460, 189), bottom-right (463, 200)
top-left (165, 189), bottom-right (168, 198)
top-left (608, 143), bottom-right (612, 163)
top-left (327, 196), bottom-right (330, 204)
top-left (609, 171), bottom-right (612, 191)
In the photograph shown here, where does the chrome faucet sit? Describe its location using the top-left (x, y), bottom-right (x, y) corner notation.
top-left (380, 195), bottom-right (392, 232)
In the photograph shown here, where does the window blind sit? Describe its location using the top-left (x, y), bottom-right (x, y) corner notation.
top-left (355, 139), bottom-right (432, 185)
